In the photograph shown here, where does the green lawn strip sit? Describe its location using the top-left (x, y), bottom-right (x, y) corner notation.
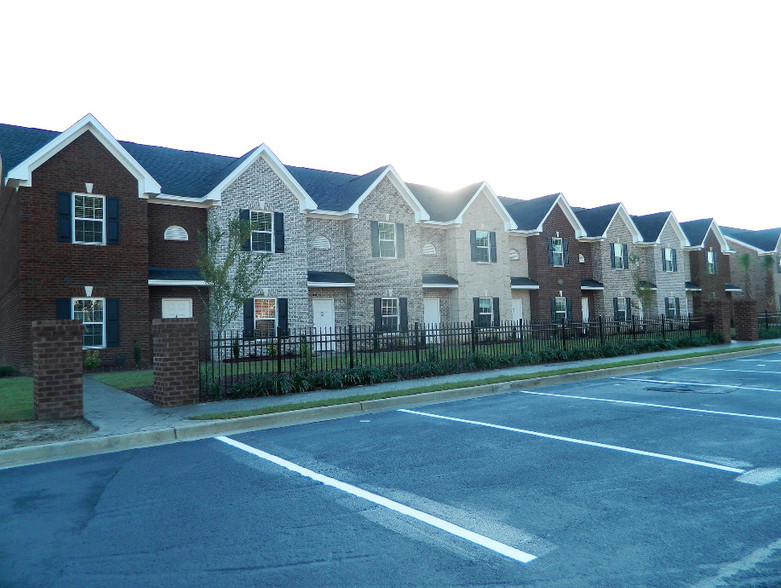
top-left (190, 344), bottom-right (775, 421)
top-left (0, 377), bottom-right (34, 422)
top-left (90, 369), bottom-right (153, 390)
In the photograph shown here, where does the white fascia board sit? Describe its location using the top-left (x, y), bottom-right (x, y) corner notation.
top-left (202, 144), bottom-right (318, 213)
top-left (614, 204), bottom-right (644, 243)
top-left (6, 114), bottom-right (161, 198)
top-left (509, 229), bottom-right (540, 236)
top-left (454, 183), bottom-right (517, 231)
top-left (422, 283), bottom-right (459, 289)
top-left (724, 235), bottom-right (767, 255)
top-left (307, 282), bottom-right (355, 288)
top-left (663, 213), bottom-right (691, 247)
top-left (511, 284), bottom-right (540, 290)
top-left (348, 166), bottom-right (430, 222)
top-left (305, 210), bottom-right (355, 219)
top-left (707, 221), bottom-right (735, 253)
top-left (148, 279), bottom-right (208, 286)
top-left (537, 194), bottom-right (587, 238)
top-left (147, 195), bottom-right (215, 209)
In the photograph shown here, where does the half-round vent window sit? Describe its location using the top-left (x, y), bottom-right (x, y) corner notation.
top-left (312, 235), bottom-right (331, 250)
top-left (509, 248), bottom-right (520, 261)
top-left (164, 225), bottom-right (189, 241)
top-left (422, 243), bottom-right (437, 256)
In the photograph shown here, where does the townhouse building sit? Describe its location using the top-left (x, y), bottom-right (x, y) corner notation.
top-left (722, 227), bottom-right (781, 313)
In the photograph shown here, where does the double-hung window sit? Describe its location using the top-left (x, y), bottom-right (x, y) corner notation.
top-left (476, 297), bottom-right (493, 327)
top-left (250, 211), bottom-right (273, 252)
top-left (613, 297), bottom-right (631, 321)
top-left (662, 247), bottom-right (677, 272)
top-left (378, 222), bottom-right (397, 258)
top-left (553, 297), bottom-right (567, 321)
top-left (381, 298), bottom-right (399, 331)
top-left (551, 238), bottom-right (564, 267)
top-left (474, 231), bottom-right (490, 263)
top-left (254, 298), bottom-right (277, 338)
top-left (74, 195), bottom-right (105, 244)
top-left (705, 250), bottom-right (717, 275)
top-left (73, 298), bottom-right (105, 348)
top-left (611, 243), bottom-right (627, 269)
top-left (665, 297), bottom-right (680, 319)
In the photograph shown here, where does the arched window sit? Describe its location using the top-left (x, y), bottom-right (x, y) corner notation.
top-left (422, 243), bottom-right (437, 256)
top-left (312, 235), bottom-right (331, 250)
top-left (164, 225), bottom-right (188, 241)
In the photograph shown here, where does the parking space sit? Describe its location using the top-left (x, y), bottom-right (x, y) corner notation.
top-left (3, 350), bottom-right (781, 585)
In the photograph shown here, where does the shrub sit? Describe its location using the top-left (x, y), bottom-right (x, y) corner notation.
top-left (759, 326), bottom-right (781, 340)
top-left (133, 340), bottom-right (142, 366)
top-left (0, 365), bottom-right (16, 378)
top-left (84, 350), bottom-right (101, 371)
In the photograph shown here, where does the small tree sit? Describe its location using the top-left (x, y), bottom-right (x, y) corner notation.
top-left (197, 218), bottom-right (271, 333)
top-left (629, 253), bottom-right (654, 320)
top-left (738, 253), bottom-right (753, 299)
top-left (762, 255), bottom-right (775, 311)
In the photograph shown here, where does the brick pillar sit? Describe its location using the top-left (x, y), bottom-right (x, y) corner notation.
top-left (32, 320), bottom-right (84, 420)
top-left (152, 319), bottom-right (199, 407)
top-left (733, 300), bottom-right (759, 341)
top-left (702, 300), bottom-right (731, 343)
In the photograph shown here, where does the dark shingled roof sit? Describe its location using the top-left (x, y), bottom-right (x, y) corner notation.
top-left (499, 193), bottom-right (561, 231)
top-left (721, 226), bottom-right (781, 252)
top-left (0, 123), bottom-right (59, 171)
top-left (632, 211), bottom-right (672, 242)
top-left (510, 277), bottom-right (539, 288)
top-left (406, 182), bottom-right (482, 222)
top-left (581, 279), bottom-right (605, 290)
top-left (307, 271), bottom-right (355, 285)
top-left (574, 203), bottom-right (621, 237)
top-left (680, 219), bottom-right (714, 248)
top-left (422, 273), bottom-right (458, 286)
top-left (148, 267), bottom-right (204, 281)
top-left (685, 281), bottom-right (702, 291)
top-left (288, 165), bottom-right (388, 212)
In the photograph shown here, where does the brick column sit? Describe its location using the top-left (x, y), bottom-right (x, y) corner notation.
top-left (733, 299), bottom-right (759, 341)
top-left (32, 320), bottom-right (84, 420)
top-left (702, 300), bottom-right (731, 343)
top-left (152, 319), bottom-right (199, 407)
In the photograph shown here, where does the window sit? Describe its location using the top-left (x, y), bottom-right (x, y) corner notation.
top-left (550, 237), bottom-right (564, 267)
top-left (378, 222), bottom-right (397, 258)
top-left (611, 243), bottom-right (627, 269)
top-left (553, 297), bottom-right (568, 321)
top-left (477, 298), bottom-right (493, 327)
top-left (381, 298), bottom-right (399, 331)
top-left (662, 247), bottom-right (677, 272)
top-left (705, 250), bottom-right (717, 275)
top-left (250, 211), bottom-right (273, 252)
top-left (164, 225), bottom-right (189, 241)
top-left (613, 297), bottom-right (632, 321)
top-left (665, 297), bottom-right (680, 319)
top-left (74, 195), bottom-right (105, 244)
top-left (254, 298), bottom-right (277, 338)
top-left (73, 298), bottom-right (105, 348)
top-left (474, 231), bottom-right (490, 263)
top-left (161, 298), bottom-right (193, 318)
top-left (423, 243), bottom-right (437, 256)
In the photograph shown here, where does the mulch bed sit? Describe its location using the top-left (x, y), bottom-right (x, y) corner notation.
top-left (124, 386), bottom-right (154, 404)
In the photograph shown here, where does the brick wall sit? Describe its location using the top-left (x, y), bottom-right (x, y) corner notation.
top-left (32, 320), bottom-right (83, 419)
top-left (306, 217), bottom-right (348, 273)
top-left (733, 299), bottom-right (758, 341)
top-left (702, 300), bottom-right (731, 343)
top-left (727, 240), bottom-right (771, 311)
top-left (419, 227), bottom-right (449, 274)
top-left (147, 203), bottom-right (207, 268)
top-left (152, 319), bottom-right (199, 406)
top-left (0, 180), bottom-right (24, 368)
top-left (592, 214), bottom-right (640, 318)
top-left (149, 286), bottom-right (209, 342)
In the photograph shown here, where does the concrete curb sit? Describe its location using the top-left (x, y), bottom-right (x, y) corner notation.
top-left (2, 344), bottom-right (780, 470)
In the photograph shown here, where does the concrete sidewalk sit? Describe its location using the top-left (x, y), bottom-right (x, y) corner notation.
top-left (2, 339), bottom-right (781, 469)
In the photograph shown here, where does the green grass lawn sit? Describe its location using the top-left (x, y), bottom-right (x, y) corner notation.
top-left (90, 369), bottom-right (153, 390)
top-left (0, 377), bottom-right (34, 422)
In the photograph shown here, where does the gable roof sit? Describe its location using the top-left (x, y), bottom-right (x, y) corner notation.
top-left (573, 202), bottom-right (643, 242)
top-left (406, 182), bottom-right (483, 222)
top-left (500, 193), bottom-right (586, 237)
top-left (287, 165), bottom-right (386, 212)
top-left (632, 211), bottom-right (689, 246)
top-left (721, 226), bottom-right (781, 253)
top-left (679, 218), bottom-right (733, 252)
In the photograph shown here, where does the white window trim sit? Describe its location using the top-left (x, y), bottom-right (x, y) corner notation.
top-left (665, 297), bottom-right (678, 319)
top-left (554, 296), bottom-right (567, 320)
top-left (73, 193), bottom-right (106, 245)
top-left (706, 250), bottom-right (716, 275)
top-left (161, 298), bottom-right (193, 318)
top-left (663, 248), bottom-right (675, 272)
top-left (613, 243), bottom-right (625, 269)
top-left (381, 297), bottom-right (400, 331)
top-left (475, 231), bottom-right (490, 264)
top-left (477, 297), bottom-right (493, 327)
top-left (378, 222), bottom-right (397, 259)
top-left (254, 298), bottom-right (277, 338)
top-left (615, 297), bottom-right (630, 321)
top-left (72, 297), bottom-right (106, 349)
top-left (551, 237), bottom-right (564, 267)
top-left (164, 225), bottom-right (189, 241)
top-left (250, 210), bottom-right (274, 253)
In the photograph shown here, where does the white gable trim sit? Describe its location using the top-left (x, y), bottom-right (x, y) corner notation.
top-left (453, 182), bottom-right (516, 231)
top-left (202, 144), bottom-right (317, 213)
top-left (5, 114), bottom-right (161, 198)
top-left (724, 234), bottom-right (776, 255)
top-left (659, 212), bottom-right (691, 247)
top-left (537, 193), bottom-right (587, 238)
top-left (349, 166), bottom-right (430, 222)
top-left (608, 204), bottom-right (644, 243)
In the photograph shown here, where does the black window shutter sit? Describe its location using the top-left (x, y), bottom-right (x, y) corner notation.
top-left (470, 230), bottom-right (477, 262)
top-left (399, 298), bottom-right (408, 332)
top-left (613, 297), bottom-right (619, 320)
top-left (492, 297), bottom-right (500, 326)
top-left (672, 249), bottom-right (678, 271)
top-left (610, 243), bottom-right (616, 268)
top-left (277, 298), bottom-right (289, 337)
top-left (106, 298), bottom-right (120, 347)
top-left (675, 298), bottom-right (681, 318)
top-left (489, 232), bottom-right (497, 263)
top-left (622, 244), bottom-right (629, 269)
top-left (626, 298), bottom-right (632, 319)
top-left (566, 298), bottom-right (572, 320)
top-left (563, 239), bottom-right (570, 266)
top-left (243, 299), bottom-right (255, 339)
top-left (547, 237), bottom-right (554, 266)
top-left (662, 248), bottom-right (666, 270)
top-left (106, 197), bottom-right (120, 245)
top-left (714, 253), bottom-right (719, 274)
top-left (370, 221), bottom-right (380, 257)
top-left (396, 223), bottom-right (405, 258)
top-left (57, 192), bottom-right (72, 242)
top-left (374, 298), bottom-right (383, 331)
top-left (239, 209), bottom-right (250, 251)
top-left (56, 298), bottom-right (71, 320)
top-left (550, 297), bottom-right (556, 321)
top-left (473, 297), bottom-right (480, 323)
top-left (274, 212), bottom-right (285, 253)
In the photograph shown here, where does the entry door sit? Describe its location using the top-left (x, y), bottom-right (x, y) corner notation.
top-left (511, 298), bottom-right (523, 323)
top-left (312, 299), bottom-right (336, 350)
top-left (162, 298), bottom-right (193, 319)
top-left (423, 298), bottom-right (441, 343)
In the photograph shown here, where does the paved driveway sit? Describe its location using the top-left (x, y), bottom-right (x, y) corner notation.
top-left (2, 351), bottom-right (780, 586)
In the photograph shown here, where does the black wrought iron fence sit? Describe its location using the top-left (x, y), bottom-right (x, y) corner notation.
top-left (759, 311), bottom-right (781, 329)
top-left (200, 314), bottom-right (707, 399)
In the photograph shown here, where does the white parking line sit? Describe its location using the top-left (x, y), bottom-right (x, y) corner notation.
top-left (737, 359), bottom-right (781, 363)
top-left (683, 367), bottom-right (781, 375)
top-left (215, 435), bottom-right (537, 564)
top-left (613, 377), bottom-right (781, 393)
top-left (398, 409), bottom-right (746, 474)
top-left (513, 390), bottom-right (781, 422)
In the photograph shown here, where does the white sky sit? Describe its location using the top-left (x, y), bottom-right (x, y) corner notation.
top-left (4, 0), bottom-right (780, 230)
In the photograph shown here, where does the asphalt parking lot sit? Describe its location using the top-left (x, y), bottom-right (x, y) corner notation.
top-left (2, 351), bottom-right (781, 586)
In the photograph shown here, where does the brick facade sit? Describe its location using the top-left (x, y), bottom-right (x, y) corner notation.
top-left (688, 227), bottom-right (733, 316)
top-left (32, 320), bottom-right (83, 419)
top-left (701, 300), bottom-right (731, 343)
top-left (591, 213), bottom-right (641, 318)
top-left (640, 222), bottom-right (689, 318)
top-left (733, 299), bottom-right (759, 341)
top-left (148, 204), bottom-right (207, 268)
top-left (152, 319), bottom-right (199, 406)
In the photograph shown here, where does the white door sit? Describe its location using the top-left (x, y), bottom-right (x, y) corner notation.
top-left (423, 298), bottom-right (441, 343)
top-left (511, 298), bottom-right (523, 323)
top-left (581, 297), bottom-right (590, 323)
top-left (312, 299), bottom-right (336, 350)
top-left (162, 298), bottom-right (193, 319)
